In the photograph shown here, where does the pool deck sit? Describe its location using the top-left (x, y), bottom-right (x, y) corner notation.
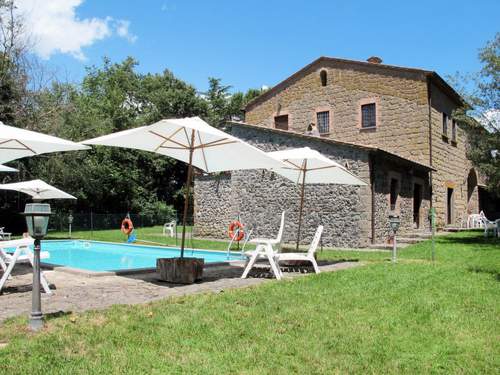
top-left (0, 261), bottom-right (360, 324)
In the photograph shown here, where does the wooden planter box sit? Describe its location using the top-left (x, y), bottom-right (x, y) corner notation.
top-left (156, 257), bottom-right (204, 284)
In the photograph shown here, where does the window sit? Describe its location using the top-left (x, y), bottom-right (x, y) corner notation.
top-left (274, 115), bottom-right (288, 130)
top-left (320, 70), bottom-right (327, 87)
top-left (316, 111), bottom-right (330, 134)
top-left (451, 120), bottom-right (457, 143)
top-left (390, 178), bottom-right (399, 211)
top-left (361, 103), bottom-right (376, 128)
top-left (442, 113), bottom-right (448, 137)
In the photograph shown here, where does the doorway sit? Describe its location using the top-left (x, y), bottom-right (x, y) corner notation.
top-left (447, 188), bottom-right (454, 225)
top-left (413, 183), bottom-right (422, 228)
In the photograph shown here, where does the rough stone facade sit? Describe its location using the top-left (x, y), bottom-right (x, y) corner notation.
top-left (194, 124), bottom-right (431, 247)
top-left (245, 58), bottom-right (431, 166)
top-left (194, 125), bottom-right (371, 247)
top-left (428, 82), bottom-right (478, 227)
top-left (244, 57), bottom-right (479, 229)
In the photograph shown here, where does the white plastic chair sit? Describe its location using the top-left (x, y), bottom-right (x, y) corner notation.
top-left (274, 225), bottom-right (323, 274)
top-left (0, 239), bottom-right (52, 294)
top-left (479, 211), bottom-right (498, 237)
top-left (0, 227), bottom-right (12, 241)
top-left (241, 211), bottom-right (286, 280)
top-left (163, 221), bottom-right (176, 237)
top-left (467, 214), bottom-right (483, 229)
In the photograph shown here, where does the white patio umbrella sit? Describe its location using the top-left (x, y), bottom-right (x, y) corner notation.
top-left (0, 179), bottom-right (77, 201)
top-left (82, 116), bottom-right (283, 256)
top-left (268, 147), bottom-right (367, 249)
top-left (0, 122), bottom-right (90, 164)
top-left (0, 164), bottom-right (18, 172)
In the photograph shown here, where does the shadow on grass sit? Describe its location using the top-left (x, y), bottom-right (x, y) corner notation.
top-left (44, 310), bottom-right (73, 321)
top-left (468, 266), bottom-right (500, 281)
top-left (435, 234), bottom-right (499, 247)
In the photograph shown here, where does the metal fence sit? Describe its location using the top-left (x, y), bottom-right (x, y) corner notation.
top-left (48, 212), bottom-right (178, 233)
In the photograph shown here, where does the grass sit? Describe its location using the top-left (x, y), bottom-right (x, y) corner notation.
top-left (0, 231), bottom-right (499, 374)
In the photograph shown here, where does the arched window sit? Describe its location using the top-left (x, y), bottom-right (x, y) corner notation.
top-left (320, 70), bottom-right (327, 86)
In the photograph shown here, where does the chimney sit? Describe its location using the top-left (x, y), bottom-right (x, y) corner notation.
top-left (367, 56), bottom-right (383, 64)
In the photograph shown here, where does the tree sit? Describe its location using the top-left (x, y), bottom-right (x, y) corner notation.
top-left (3, 57), bottom-right (209, 224)
top-left (204, 78), bottom-right (267, 127)
top-left (0, 0), bottom-right (29, 123)
top-left (452, 33), bottom-right (500, 195)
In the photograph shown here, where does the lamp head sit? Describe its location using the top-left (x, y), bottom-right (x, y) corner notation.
top-left (388, 214), bottom-right (401, 233)
top-left (23, 203), bottom-right (51, 239)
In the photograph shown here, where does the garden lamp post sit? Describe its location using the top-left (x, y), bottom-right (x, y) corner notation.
top-left (429, 208), bottom-right (436, 262)
top-left (68, 212), bottom-right (74, 239)
top-left (22, 203), bottom-right (51, 331)
top-left (389, 214), bottom-right (400, 264)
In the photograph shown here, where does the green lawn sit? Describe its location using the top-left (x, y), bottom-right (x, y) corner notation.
top-left (1, 231), bottom-right (499, 374)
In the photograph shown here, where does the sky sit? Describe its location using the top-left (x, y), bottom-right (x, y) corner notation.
top-left (16, 0), bottom-right (500, 93)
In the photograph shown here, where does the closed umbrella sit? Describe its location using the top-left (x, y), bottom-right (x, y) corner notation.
top-left (0, 122), bottom-right (89, 164)
top-left (0, 164), bottom-right (17, 172)
top-left (0, 179), bottom-right (77, 201)
top-left (82, 117), bottom-right (283, 256)
top-left (268, 147), bottom-right (367, 249)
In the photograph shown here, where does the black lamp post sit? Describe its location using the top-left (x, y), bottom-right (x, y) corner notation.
top-left (22, 203), bottom-right (51, 331)
top-left (388, 214), bottom-right (400, 264)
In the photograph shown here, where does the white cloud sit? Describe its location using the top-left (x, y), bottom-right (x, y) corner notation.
top-left (115, 19), bottom-right (137, 44)
top-left (15, 0), bottom-right (136, 61)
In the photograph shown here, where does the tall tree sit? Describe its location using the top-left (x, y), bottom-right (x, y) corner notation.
top-left (453, 33), bottom-right (500, 195)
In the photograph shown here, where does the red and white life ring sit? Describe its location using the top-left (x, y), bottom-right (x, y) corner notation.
top-left (228, 221), bottom-right (244, 241)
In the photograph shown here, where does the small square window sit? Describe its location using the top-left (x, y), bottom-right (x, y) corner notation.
top-left (274, 115), bottom-right (288, 130)
top-left (361, 103), bottom-right (376, 128)
top-left (316, 111), bottom-right (330, 134)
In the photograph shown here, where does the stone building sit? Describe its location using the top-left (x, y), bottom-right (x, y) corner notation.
top-left (193, 56), bottom-right (485, 247)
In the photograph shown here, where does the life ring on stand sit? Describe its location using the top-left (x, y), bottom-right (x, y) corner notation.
top-left (121, 218), bottom-right (134, 235)
top-left (228, 221), bottom-right (245, 241)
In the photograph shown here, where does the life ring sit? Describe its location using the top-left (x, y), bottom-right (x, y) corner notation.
top-left (121, 218), bottom-right (134, 235)
top-left (228, 221), bottom-right (244, 241)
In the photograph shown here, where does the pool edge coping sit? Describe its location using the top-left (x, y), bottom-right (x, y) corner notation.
top-left (42, 260), bottom-right (246, 278)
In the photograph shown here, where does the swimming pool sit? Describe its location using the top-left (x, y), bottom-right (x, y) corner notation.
top-left (41, 240), bottom-right (243, 272)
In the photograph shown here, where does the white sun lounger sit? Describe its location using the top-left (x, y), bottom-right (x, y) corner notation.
top-left (274, 225), bottom-right (323, 274)
top-left (0, 227), bottom-right (12, 241)
top-left (0, 239), bottom-right (52, 294)
top-left (241, 211), bottom-right (286, 280)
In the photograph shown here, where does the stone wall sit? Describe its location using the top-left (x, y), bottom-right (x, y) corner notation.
top-left (371, 156), bottom-right (431, 243)
top-left (245, 60), bottom-right (431, 166)
top-left (193, 124), bottom-right (372, 248)
top-left (428, 83), bottom-right (478, 227)
top-left (244, 58), bottom-right (477, 229)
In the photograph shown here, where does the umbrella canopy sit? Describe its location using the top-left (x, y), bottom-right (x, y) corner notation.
top-left (82, 117), bottom-right (283, 256)
top-left (0, 122), bottom-right (90, 164)
top-left (269, 147), bottom-right (367, 249)
top-left (269, 147), bottom-right (367, 185)
top-left (0, 164), bottom-right (18, 172)
top-left (82, 117), bottom-right (282, 173)
top-left (0, 179), bottom-right (77, 200)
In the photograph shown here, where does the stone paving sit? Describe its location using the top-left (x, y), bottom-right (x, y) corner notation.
top-left (0, 261), bottom-right (360, 323)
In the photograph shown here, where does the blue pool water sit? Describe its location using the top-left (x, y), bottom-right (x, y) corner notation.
top-left (40, 240), bottom-right (243, 272)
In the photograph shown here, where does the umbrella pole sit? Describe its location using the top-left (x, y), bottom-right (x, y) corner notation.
top-left (296, 161), bottom-right (307, 250)
top-left (296, 183), bottom-right (306, 250)
top-left (180, 130), bottom-right (196, 258)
